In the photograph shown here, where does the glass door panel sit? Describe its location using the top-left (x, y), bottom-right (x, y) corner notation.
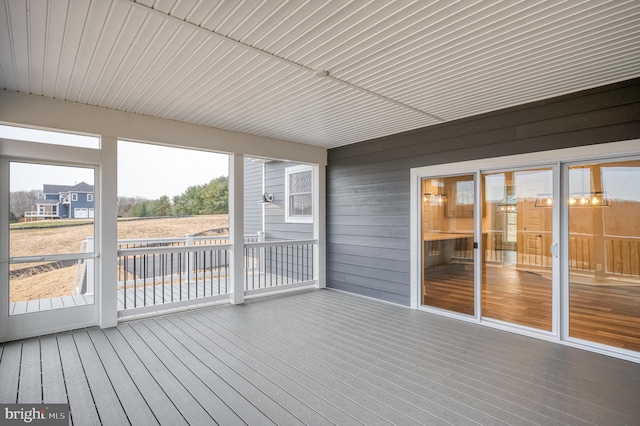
top-left (568, 160), bottom-right (640, 352)
top-left (8, 162), bottom-right (96, 314)
top-left (421, 175), bottom-right (475, 315)
top-left (482, 168), bottom-right (553, 331)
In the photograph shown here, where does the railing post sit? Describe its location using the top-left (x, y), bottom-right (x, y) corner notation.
top-left (258, 231), bottom-right (265, 274)
top-left (186, 234), bottom-right (195, 280)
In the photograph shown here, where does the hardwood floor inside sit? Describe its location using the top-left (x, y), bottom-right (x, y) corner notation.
top-left (423, 263), bottom-right (640, 352)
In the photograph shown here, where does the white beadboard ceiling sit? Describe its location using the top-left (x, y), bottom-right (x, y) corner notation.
top-left (1, 0), bottom-right (639, 149)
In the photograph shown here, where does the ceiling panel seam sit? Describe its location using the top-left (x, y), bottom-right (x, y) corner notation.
top-left (122, 0), bottom-right (445, 123)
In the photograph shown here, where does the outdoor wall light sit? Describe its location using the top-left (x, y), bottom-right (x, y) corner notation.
top-left (259, 192), bottom-right (274, 204)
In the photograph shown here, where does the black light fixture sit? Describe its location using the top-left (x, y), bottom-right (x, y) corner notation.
top-left (259, 192), bottom-right (274, 204)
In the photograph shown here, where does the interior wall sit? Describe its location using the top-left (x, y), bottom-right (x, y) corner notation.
top-left (326, 78), bottom-right (640, 305)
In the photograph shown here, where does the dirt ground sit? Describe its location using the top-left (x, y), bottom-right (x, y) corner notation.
top-left (9, 215), bottom-right (228, 302)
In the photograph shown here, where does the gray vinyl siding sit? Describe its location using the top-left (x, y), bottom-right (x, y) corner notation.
top-left (326, 78), bottom-right (640, 306)
top-left (264, 161), bottom-right (313, 242)
top-left (243, 158), bottom-right (263, 236)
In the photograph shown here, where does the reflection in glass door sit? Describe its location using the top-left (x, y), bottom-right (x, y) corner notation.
top-left (568, 160), bottom-right (640, 352)
top-left (482, 168), bottom-right (554, 331)
top-left (421, 175), bottom-right (475, 315)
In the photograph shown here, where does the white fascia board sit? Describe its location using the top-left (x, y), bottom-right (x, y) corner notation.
top-left (0, 91), bottom-right (327, 166)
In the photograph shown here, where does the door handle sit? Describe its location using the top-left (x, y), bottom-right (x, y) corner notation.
top-left (549, 243), bottom-right (559, 258)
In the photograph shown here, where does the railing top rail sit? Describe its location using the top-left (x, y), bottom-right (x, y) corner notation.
top-left (118, 243), bottom-right (232, 256)
top-left (245, 239), bottom-right (318, 248)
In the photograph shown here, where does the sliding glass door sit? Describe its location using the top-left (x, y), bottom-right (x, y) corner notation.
top-left (421, 174), bottom-right (475, 316)
top-left (482, 168), bottom-right (556, 332)
top-left (567, 160), bottom-right (640, 352)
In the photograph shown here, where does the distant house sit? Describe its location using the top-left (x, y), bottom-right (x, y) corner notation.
top-left (27, 182), bottom-right (94, 220)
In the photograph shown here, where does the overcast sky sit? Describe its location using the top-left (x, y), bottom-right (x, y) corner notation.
top-left (2, 125), bottom-right (229, 199)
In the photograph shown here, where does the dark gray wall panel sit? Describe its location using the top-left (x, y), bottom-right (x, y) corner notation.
top-left (326, 78), bottom-right (640, 305)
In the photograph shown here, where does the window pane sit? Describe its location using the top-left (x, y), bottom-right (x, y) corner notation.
top-left (290, 171), bottom-right (312, 194)
top-left (421, 175), bottom-right (475, 315)
top-left (0, 124), bottom-right (99, 148)
top-left (568, 160), bottom-right (640, 351)
top-left (290, 194), bottom-right (312, 216)
top-left (9, 162), bottom-right (95, 312)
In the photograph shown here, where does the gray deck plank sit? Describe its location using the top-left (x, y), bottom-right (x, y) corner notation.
top-left (314, 290), bottom-right (640, 420)
top-left (18, 339), bottom-right (41, 403)
top-left (100, 327), bottom-right (187, 425)
top-left (144, 318), bottom-right (277, 426)
top-left (266, 292), bottom-right (604, 424)
top-left (126, 321), bottom-right (245, 425)
top-left (40, 336), bottom-right (67, 403)
top-left (158, 315), bottom-right (304, 426)
top-left (117, 324), bottom-right (215, 425)
top-left (208, 306), bottom-right (476, 426)
top-left (86, 329), bottom-right (160, 425)
top-left (184, 310), bottom-right (359, 425)
top-left (56, 334), bottom-right (101, 425)
top-left (0, 342), bottom-right (21, 403)
top-left (72, 332), bottom-right (129, 425)
top-left (171, 313), bottom-right (331, 425)
top-left (213, 302), bottom-right (517, 426)
top-left (302, 290), bottom-right (640, 424)
top-left (189, 310), bottom-right (397, 426)
top-left (3, 289), bottom-right (640, 426)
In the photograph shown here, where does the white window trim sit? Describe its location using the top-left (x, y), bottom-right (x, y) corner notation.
top-left (285, 164), bottom-right (313, 223)
top-left (71, 193), bottom-right (78, 201)
top-left (87, 193), bottom-right (93, 202)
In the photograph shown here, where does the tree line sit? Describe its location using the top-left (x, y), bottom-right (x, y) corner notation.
top-left (9, 177), bottom-right (228, 222)
top-left (118, 176), bottom-right (228, 218)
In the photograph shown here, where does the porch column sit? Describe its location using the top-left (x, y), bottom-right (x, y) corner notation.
top-left (230, 154), bottom-right (245, 304)
top-left (314, 164), bottom-right (326, 288)
top-left (99, 135), bottom-right (118, 328)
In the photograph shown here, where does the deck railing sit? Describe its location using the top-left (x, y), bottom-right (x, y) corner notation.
top-left (105, 233), bottom-right (317, 314)
top-left (244, 239), bottom-right (315, 292)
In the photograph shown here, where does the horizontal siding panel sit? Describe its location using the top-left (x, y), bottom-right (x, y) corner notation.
top-left (327, 204), bottom-right (408, 217)
top-left (327, 224), bottom-right (410, 239)
top-left (328, 243), bottom-right (410, 262)
top-left (514, 103), bottom-right (640, 139)
top-left (327, 270), bottom-right (408, 296)
top-left (328, 234), bottom-right (408, 251)
top-left (328, 253), bottom-right (408, 274)
top-left (329, 262), bottom-right (409, 286)
top-left (326, 215), bottom-right (409, 227)
top-left (326, 193), bottom-right (408, 207)
top-left (327, 181), bottom-right (409, 198)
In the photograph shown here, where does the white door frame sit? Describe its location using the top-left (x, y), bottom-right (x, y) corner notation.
top-left (0, 139), bottom-right (102, 342)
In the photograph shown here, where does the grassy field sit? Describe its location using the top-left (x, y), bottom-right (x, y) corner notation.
top-left (10, 215), bottom-right (229, 302)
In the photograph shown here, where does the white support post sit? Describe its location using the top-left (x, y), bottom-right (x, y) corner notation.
top-left (314, 164), bottom-right (326, 288)
top-left (99, 136), bottom-right (118, 328)
top-left (230, 154), bottom-right (245, 304)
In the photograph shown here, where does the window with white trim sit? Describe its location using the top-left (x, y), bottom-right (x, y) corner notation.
top-left (71, 193), bottom-right (78, 201)
top-left (87, 194), bottom-right (93, 202)
top-left (285, 165), bottom-right (313, 223)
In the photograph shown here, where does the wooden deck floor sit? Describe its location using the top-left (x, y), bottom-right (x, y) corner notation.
top-left (2, 289), bottom-right (639, 425)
